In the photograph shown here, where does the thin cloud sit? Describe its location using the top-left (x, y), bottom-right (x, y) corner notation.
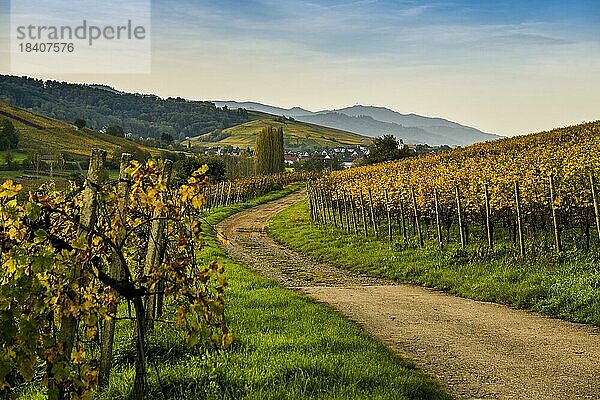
top-left (152, 0), bottom-right (582, 68)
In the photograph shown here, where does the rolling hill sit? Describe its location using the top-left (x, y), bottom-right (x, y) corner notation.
top-left (0, 100), bottom-right (165, 162)
top-left (0, 75), bottom-right (250, 140)
top-left (190, 111), bottom-right (372, 150)
top-left (213, 101), bottom-right (501, 146)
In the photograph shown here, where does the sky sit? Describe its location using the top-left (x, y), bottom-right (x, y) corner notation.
top-left (0, 0), bottom-right (599, 136)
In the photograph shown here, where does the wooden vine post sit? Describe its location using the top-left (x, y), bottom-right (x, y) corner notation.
top-left (144, 160), bottom-right (173, 330)
top-left (484, 183), bottom-right (494, 251)
top-left (313, 187), bottom-right (320, 222)
top-left (154, 165), bottom-right (175, 320)
top-left (314, 189), bottom-right (322, 223)
top-left (399, 198), bottom-right (408, 244)
top-left (214, 182), bottom-right (220, 207)
top-left (514, 181), bottom-right (525, 256)
top-left (201, 187), bottom-right (208, 212)
top-left (206, 185), bottom-right (212, 213)
top-left (349, 194), bottom-right (359, 235)
top-left (226, 182), bottom-right (232, 206)
top-left (220, 181), bottom-right (225, 206)
top-left (384, 189), bottom-right (393, 241)
top-left (549, 174), bottom-right (562, 253)
top-left (320, 189), bottom-right (328, 224)
top-left (336, 193), bottom-right (345, 230)
top-left (99, 153), bottom-right (132, 389)
top-left (411, 188), bottom-right (424, 247)
top-left (328, 191), bottom-right (336, 226)
top-left (132, 159), bottom-right (171, 400)
top-left (434, 188), bottom-right (443, 249)
top-left (220, 181), bottom-right (226, 207)
top-left (455, 186), bottom-right (465, 249)
top-left (307, 186), bottom-right (315, 221)
top-left (328, 190), bottom-right (338, 228)
top-left (321, 189), bottom-right (329, 225)
top-left (215, 182), bottom-right (221, 207)
top-left (310, 187), bottom-right (321, 222)
top-left (589, 173), bottom-right (600, 242)
top-left (359, 189), bottom-right (368, 237)
top-left (324, 189), bottom-right (331, 225)
top-left (342, 191), bottom-right (351, 233)
top-left (368, 188), bottom-right (379, 239)
top-left (49, 149), bottom-right (107, 400)
top-left (324, 189), bottom-right (332, 227)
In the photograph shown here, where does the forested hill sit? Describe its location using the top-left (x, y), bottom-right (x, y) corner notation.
top-left (0, 100), bottom-right (166, 162)
top-left (0, 75), bottom-right (250, 140)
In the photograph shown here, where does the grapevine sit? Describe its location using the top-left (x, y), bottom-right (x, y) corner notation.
top-left (0, 151), bottom-right (231, 399)
top-left (309, 121), bottom-right (600, 253)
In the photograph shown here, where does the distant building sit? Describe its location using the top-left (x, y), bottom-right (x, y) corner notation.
top-left (284, 153), bottom-right (299, 165)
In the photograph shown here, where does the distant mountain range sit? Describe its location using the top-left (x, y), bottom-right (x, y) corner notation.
top-left (0, 74), bottom-right (499, 148)
top-left (213, 101), bottom-right (501, 146)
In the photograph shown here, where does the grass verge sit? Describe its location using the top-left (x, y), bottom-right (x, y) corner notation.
top-left (16, 186), bottom-right (449, 399)
top-left (0, 150), bottom-right (27, 166)
top-left (269, 200), bottom-right (600, 326)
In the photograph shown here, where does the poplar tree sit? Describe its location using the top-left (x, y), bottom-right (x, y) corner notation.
top-left (255, 126), bottom-right (284, 174)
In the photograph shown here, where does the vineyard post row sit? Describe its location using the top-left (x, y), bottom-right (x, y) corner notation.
top-left (307, 172), bottom-right (600, 255)
top-left (201, 171), bottom-right (321, 214)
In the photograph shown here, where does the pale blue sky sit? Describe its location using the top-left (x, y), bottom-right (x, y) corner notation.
top-left (1, 0), bottom-right (599, 135)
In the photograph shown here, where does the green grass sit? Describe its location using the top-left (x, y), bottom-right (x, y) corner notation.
top-left (0, 170), bottom-right (22, 179)
top-left (269, 200), bottom-right (600, 326)
top-left (0, 150), bottom-right (27, 165)
top-left (16, 186), bottom-right (449, 399)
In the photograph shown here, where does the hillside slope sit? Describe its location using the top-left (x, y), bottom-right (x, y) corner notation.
top-left (0, 100), bottom-right (165, 161)
top-left (190, 112), bottom-right (372, 150)
top-left (0, 75), bottom-right (249, 140)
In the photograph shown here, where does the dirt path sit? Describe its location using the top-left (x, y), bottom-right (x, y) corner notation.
top-left (217, 191), bottom-right (600, 400)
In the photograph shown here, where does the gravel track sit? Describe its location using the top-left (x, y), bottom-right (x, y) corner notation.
top-left (217, 191), bottom-right (600, 400)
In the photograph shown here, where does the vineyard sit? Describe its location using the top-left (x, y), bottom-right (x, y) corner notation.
top-left (0, 150), bottom-right (313, 399)
top-left (4, 120), bottom-right (600, 398)
top-left (308, 121), bottom-right (600, 255)
top-left (203, 171), bottom-right (320, 213)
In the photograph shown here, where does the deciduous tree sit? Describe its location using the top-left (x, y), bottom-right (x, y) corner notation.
top-left (0, 119), bottom-right (18, 150)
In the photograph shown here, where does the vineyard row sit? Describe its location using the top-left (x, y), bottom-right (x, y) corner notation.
top-left (203, 171), bottom-right (320, 212)
top-left (307, 172), bottom-right (600, 255)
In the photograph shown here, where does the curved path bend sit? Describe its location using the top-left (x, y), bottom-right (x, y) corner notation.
top-left (216, 191), bottom-right (600, 400)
